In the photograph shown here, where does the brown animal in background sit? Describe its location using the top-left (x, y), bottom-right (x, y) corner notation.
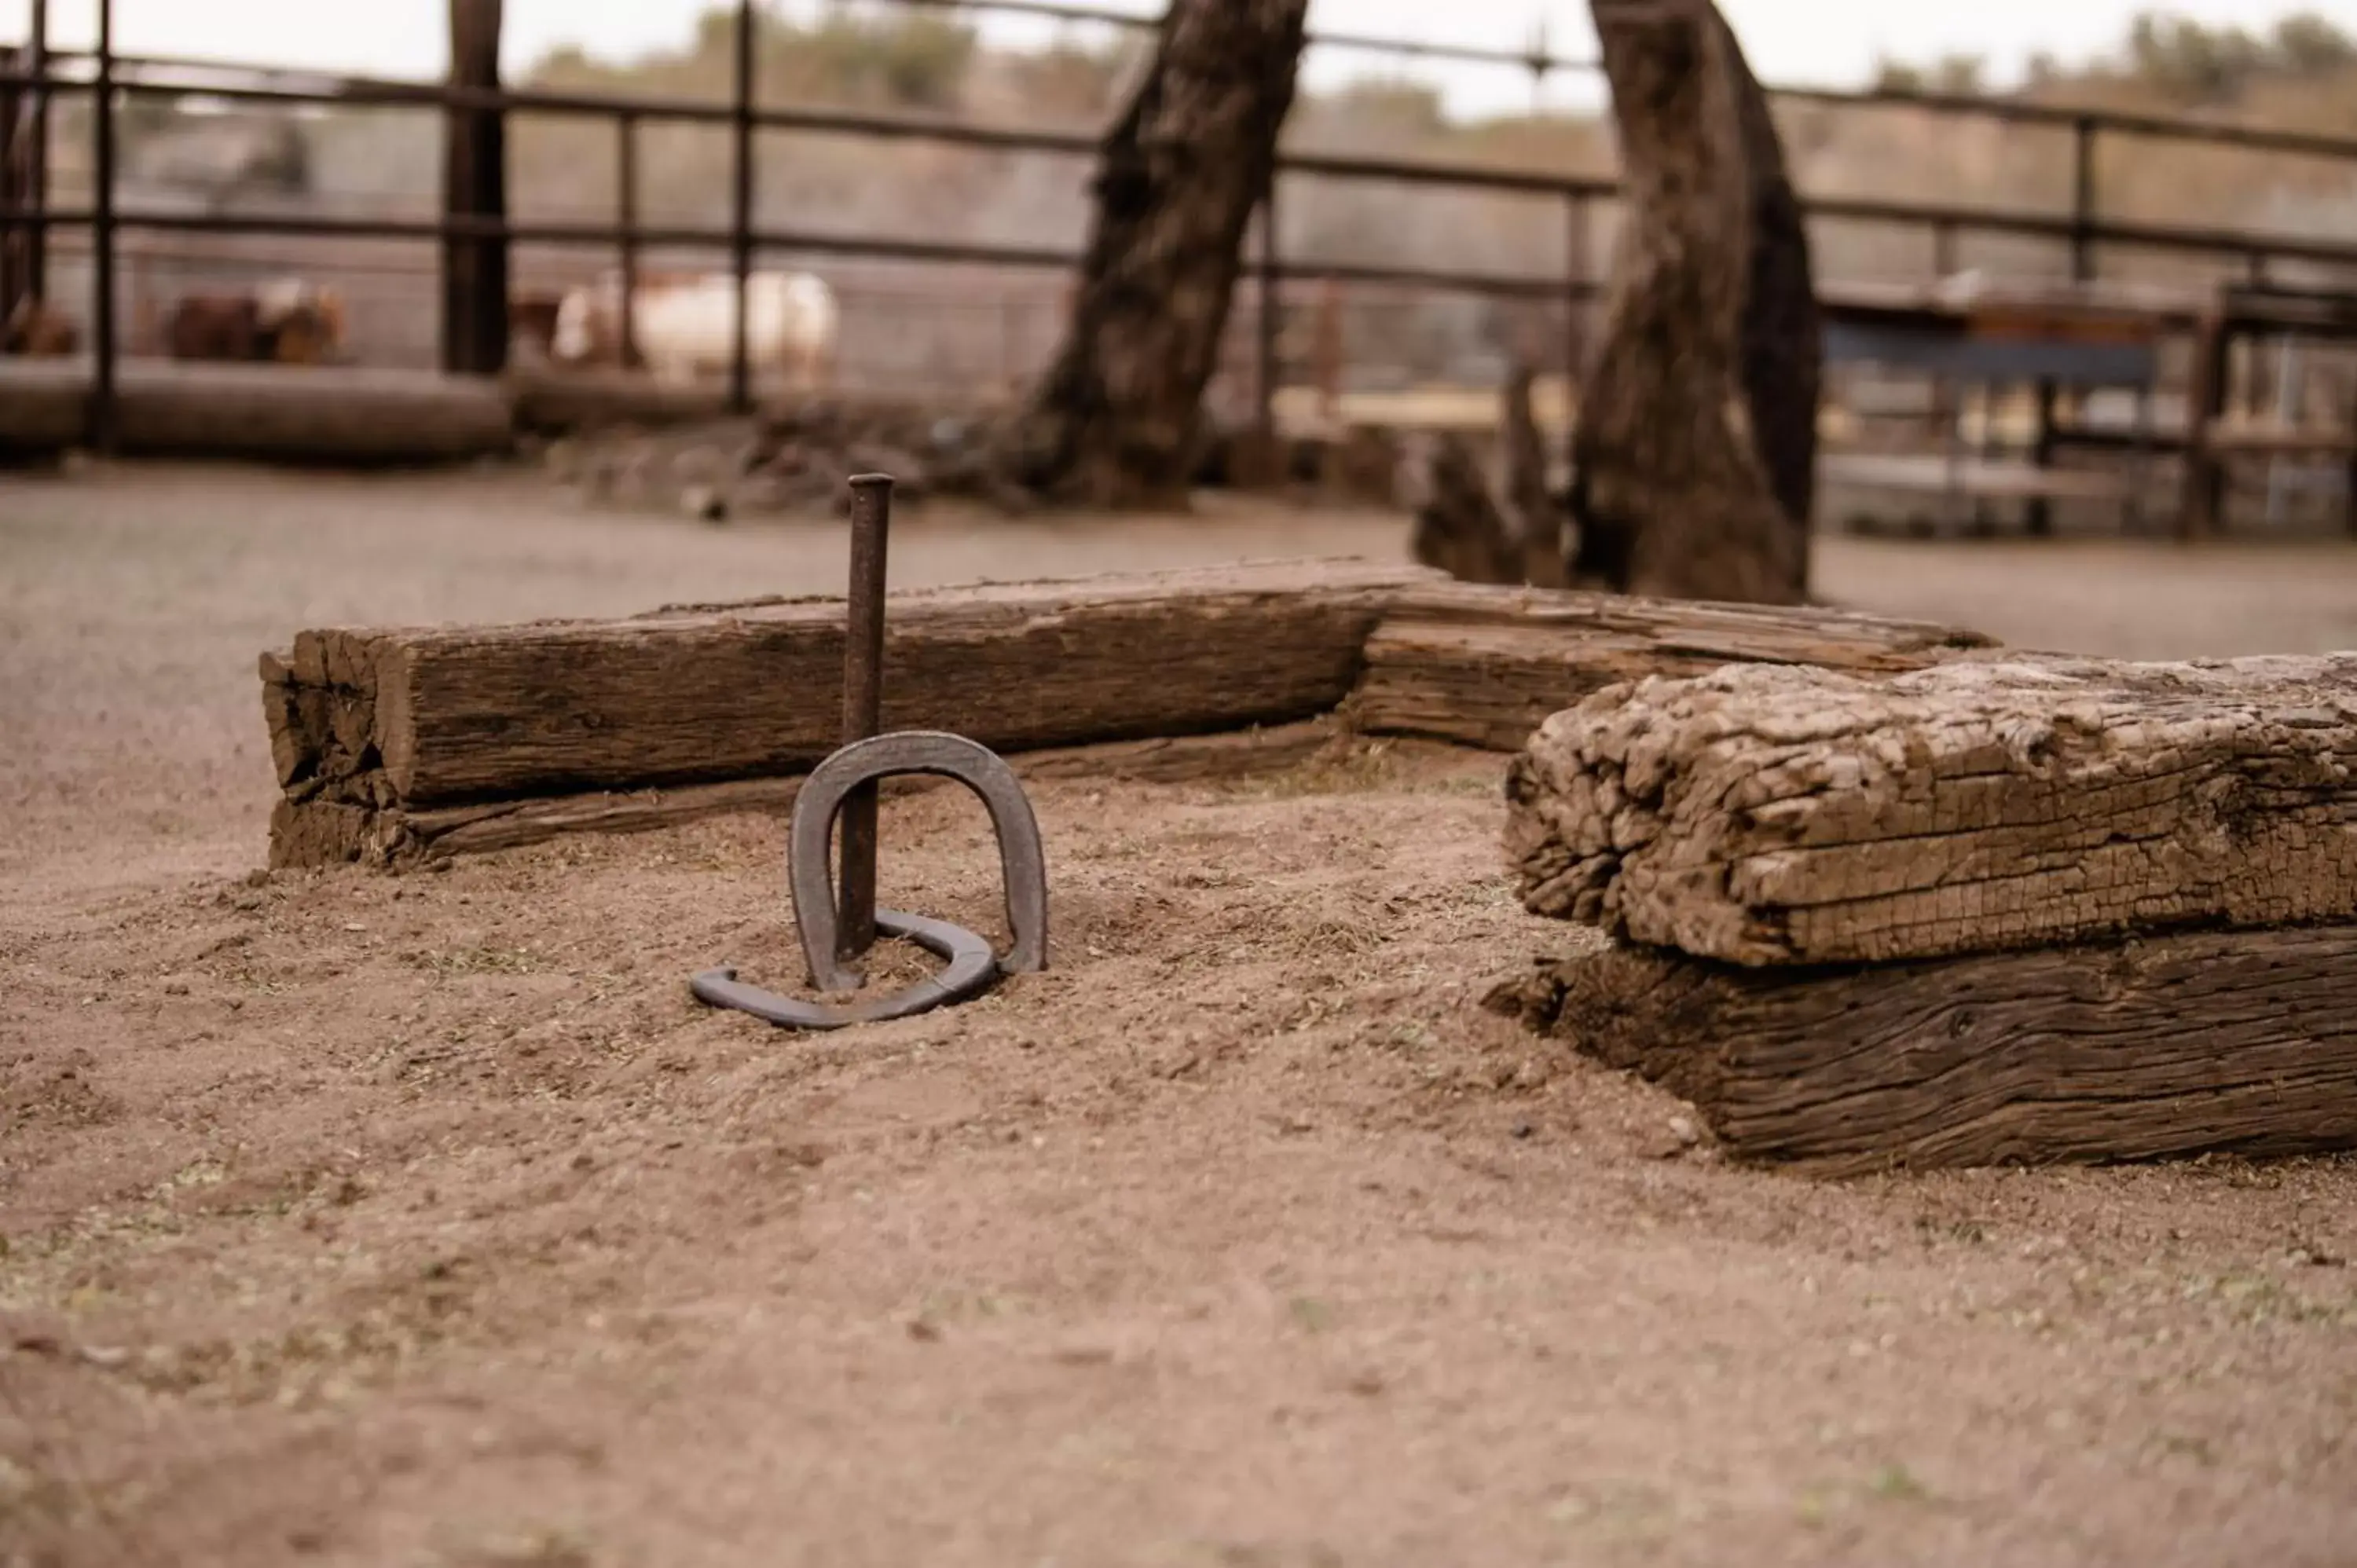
top-left (163, 280), bottom-right (346, 365)
top-left (263, 281), bottom-right (345, 364)
top-left (3, 298), bottom-right (78, 357)
top-left (165, 294), bottom-right (267, 361)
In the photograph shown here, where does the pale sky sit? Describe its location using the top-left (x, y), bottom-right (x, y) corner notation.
top-left (6, 0), bottom-right (2355, 118)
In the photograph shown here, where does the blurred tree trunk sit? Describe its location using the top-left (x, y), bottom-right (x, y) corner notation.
top-left (1407, 363), bottom-right (1571, 587)
top-left (1568, 0), bottom-right (1820, 604)
top-left (994, 0), bottom-right (1310, 509)
top-left (1501, 360), bottom-right (1571, 587)
top-left (442, 0), bottom-right (508, 376)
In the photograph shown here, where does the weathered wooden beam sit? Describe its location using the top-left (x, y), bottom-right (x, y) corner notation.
top-left (262, 560), bottom-right (1438, 815)
top-left (1488, 928), bottom-right (2357, 1173)
top-left (1506, 652), bottom-right (2357, 966)
top-left (260, 559), bottom-right (1996, 867)
top-left (269, 719), bottom-right (1339, 869)
top-left (1352, 588), bottom-right (1991, 753)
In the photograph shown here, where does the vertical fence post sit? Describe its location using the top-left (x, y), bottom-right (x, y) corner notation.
top-left (729, 0), bottom-right (755, 413)
top-left (2069, 115), bottom-right (2097, 284)
top-left (90, 0), bottom-right (116, 449)
top-left (2178, 306), bottom-right (2230, 540)
top-left (2, 43), bottom-right (20, 332)
top-left (1255, 182), bottom-right (1279, 437)
top-left (1928, 218), bottom-right (1959, 445)
top-left (2025, 116), bottom-right (2099, 537)
top-left (616, 110), bottom-right (639, 369)
top-left (2344, 378), bottom-right (2356, 539)
top-left (441, 0), bottom-right (508, 377)
top-left (25, 0), bottom-right (47, 307)
top-left (1563, 187), bottom-right (1589, 445)
top-left (999, 293), bottom-right (1017, 394)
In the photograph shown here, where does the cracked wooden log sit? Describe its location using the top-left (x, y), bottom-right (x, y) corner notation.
top-left (1486, 928), bottom-right (2357, 1172)
top-left (1505, 653), bottom-right (2357, 966)
top-left (259, 560), bottom-right (1431, 822)
top-left (1571, 0), bottom-right (1820, 604)
top-left (258, 558), bottom-right (1994, 867)
top-left (269, 720), bottom-right (1341, 868)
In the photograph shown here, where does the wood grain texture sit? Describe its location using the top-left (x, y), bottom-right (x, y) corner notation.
top-left (1353, 587), bottom-right (1992, 753)
top-left (1489, 929), bottom-right (2357, 1172)
top-left (1371, 579), bottom-right (1993, 662)
top-left (259, 559), bottom-right (1996, 868)
top-left (1508, 653), bottom-right (2357, 965)
top-left (269, 720), bottom-right (1339, 868)
top-left (264, 559), bottom-right (1434, 813)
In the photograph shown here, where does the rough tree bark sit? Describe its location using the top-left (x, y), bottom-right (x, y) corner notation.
top-left (1406, 364), bottom-right (1573, 588)
top-left (441, 0), bottom-right (508, 376)
top-left (992, 0), bottom-right (1310, 509)
top-left (1406, 431), bottom-right (1519, 587)
top-left (1568, 0), bottom-right (1820, 604)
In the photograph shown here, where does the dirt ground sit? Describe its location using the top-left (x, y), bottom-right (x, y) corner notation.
top-left (4, 463), bottom-right (2355, 1568)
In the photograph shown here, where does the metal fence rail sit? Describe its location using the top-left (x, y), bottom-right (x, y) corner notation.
top-left (6, 0), bottom-right (2357, 446)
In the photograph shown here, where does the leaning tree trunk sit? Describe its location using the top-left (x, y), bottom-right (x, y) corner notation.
top-left (1568, 0), bottom-right (1820, 605)
top-left (992, 0), bottom-right (1310, 510)
top-left (441, 0), bottom-right (508, 377)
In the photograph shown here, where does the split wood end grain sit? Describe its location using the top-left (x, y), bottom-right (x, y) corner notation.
top-left (1508, 653), bottom-right (2357, 966)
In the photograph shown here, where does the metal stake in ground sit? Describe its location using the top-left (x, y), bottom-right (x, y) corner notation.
top-left (690, 468), bottom-right (1047, 1030)
top-left (836, 473), bottom-right (893, 962)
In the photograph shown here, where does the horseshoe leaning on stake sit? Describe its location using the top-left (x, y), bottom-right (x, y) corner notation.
top-left (690, 731), bottom-right (1049, 1030)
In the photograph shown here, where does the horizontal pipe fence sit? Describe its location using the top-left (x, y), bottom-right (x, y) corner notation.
top-left (5, 0), bottom-right (2357, 444)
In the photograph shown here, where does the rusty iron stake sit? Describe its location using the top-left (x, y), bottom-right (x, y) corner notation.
top-left (692, 469), bottom-right (1053, 1031)
top-left (836, 473), bottom-right (893, 961)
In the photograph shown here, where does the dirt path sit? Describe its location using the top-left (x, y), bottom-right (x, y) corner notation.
top-left (3, 464), bottom-right (2353, 1567)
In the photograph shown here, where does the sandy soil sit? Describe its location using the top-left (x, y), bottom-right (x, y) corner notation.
top-left (3, 463), bottom-right (2354, 1568)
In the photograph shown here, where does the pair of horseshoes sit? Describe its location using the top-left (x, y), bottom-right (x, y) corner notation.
top-left (691, 731), bottom-right (1050, 1031)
